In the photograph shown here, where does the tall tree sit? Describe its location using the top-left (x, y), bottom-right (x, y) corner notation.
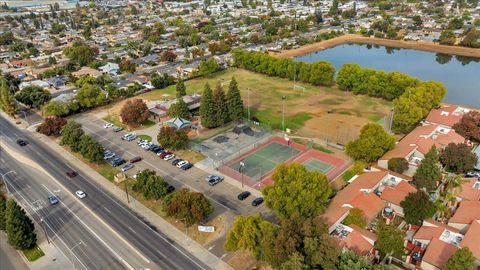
top-left (375, 221), bottom-right (405, 258)
top-left (157, 126), bottom-right (189, 150)
top-left (168, 98), bottom-right (190, 119)
top-left (79, 134), bottom-right (104, 163)
top-left (75, 83), bottom-right (106, 109)
top-left (60, 120), bottom-right (84, 150)
top-left (0, 193), bottom-right (6, 231)
top-left (212, 83), bottom-right (229, 126)
top-left (453, 111), bottom-right (480, 142)
top-left (175, 80), bottom-right (186, 98)
top-left (400, 191), bottom-right (435, 226)
top-left (119, 99), bottom-right (149, 127)
top-left (444, 247), bottom-right (476, 270)
top-left (263, 163), bottom-right (332, 219)
top-left (0, 75), bottom-right (15, 116)
top-left (343, 208), bottom-right (367, 228)
top-left (15, 86), bottom-right (51, 108)
top-left (440, 143), bottom-right (478, 174)
top-left (37, 116), bottom-right (67, 136)
top-left (199, 83), bottom-right (215, 128)
top-left (163, 188), bottom-right (213, 225)
top-left (5, 199), bottom-right (37, 250)
top-left (226, 77), bottom-right (244, 121)
top-left (346, 123), bottom-right (396, 162)
top-left (414, 146), bottom-right (442, 192)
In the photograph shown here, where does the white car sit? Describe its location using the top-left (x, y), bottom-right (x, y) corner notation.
top-left (75, 190), bottom-right (86, 199)
top-left (164, 154), bottom-right (175, 161)
top-left (103, 123), bottom-right (114, 128)
top-left (176, 160), bottom-right (188, 168)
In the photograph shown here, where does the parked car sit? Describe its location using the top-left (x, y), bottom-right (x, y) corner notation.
top-left (121, 163), bottom-right (134, 172)
top-left (251, 197), bottom-right (264, 206)
top-left (122, 133), bottom-right (137, 141)
top-left (16, 139), bottom-right (27, 146)
top-left (103, 123), bottom-right (114, 128)
top-left (75, 190), bottom-right (86, 199)
top-left (466, 171), bottom-right (480, 178)
top-left (155, 149), bottom-right (166, 155)
top-left (130, 156), bottom-right (142, 163)
top-left (237, 191), bottom-right (251, 200)
top-left (104, 150), bottom-right (115, 160)
top-left (113, 126), bottom-right (123, 132)
top-left (181, 163), bottom-right (193, 170)
top-left (206, 175), bottom-right (224, 182)
top-left (66, 170), bottom-right (77, 178)
top-left (48, 195), bottom-right (59, 205)
top-left (159, 152), bottom-right (171, 158)
top-left (164, 154), bottom-right (175, 161)
top-left (172, 159), bottom-right (183, 166)
top-left (110, 157), bottom-right (126, 167)
top-left (167, 185), bottom-right (175, 193)
top-left (176, 160), bottom-right (188, 168)
top-left (208, 176), bottom-right (223, 186)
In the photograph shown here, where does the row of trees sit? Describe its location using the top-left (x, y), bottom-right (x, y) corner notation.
top-left (0, 75), bottom-right (16, 116)
top-left (0, 192), bottom-right (37, 250)
top-left (60, 121), bottom-right (104, 163)
top-left (232, 49), bottom-right (336, 86)
top-left (199, 77), bottom-right (244, 128)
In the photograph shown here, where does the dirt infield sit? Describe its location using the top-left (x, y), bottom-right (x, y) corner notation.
top-left (274, 34), bottom-right (480, 58)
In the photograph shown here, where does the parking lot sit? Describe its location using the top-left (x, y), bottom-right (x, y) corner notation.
top-left (72, 114), bottom-right (267, 217)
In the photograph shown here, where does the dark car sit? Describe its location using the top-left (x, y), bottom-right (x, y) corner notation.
top-left (172, 159), bottom-right (183, 166)
top-left (113, 126), bottom-right (123, 132)
top-left (181, 163), bottom-right (193, 170)
top-left (48, 195), bottom-right (59, 205)
top-left (130, 156), bottom-right (142, 163)
top-left (167, 185), bottom-right (175, 193)
top-left (251, 197), bottom-right (264, 207)
top-left (16, 139), bottom-right (28, 146)
top-left (237, 191), bottom-right (251, 201)
top-left (110, 157), bottom-right (126, 167)
top-left (66, 170), bottom-right (77, 178)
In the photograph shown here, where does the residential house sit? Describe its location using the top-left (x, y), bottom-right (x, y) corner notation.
top-left (47, 75), bottom-right (69, 89)
top-left (72, 67), bottom-right (103, 78)
top-left (19, 80), bottom-right (50, 90)
top-left (448, 200), bottom-right (480, 233)
top-left (452, 178), bottom-right (480, 202)
top-left (378, 177), bottom-right (416, 216)
top-left (459, 220), bottom-right (480, 268)
top-left (331, 223), bottom-right (378, 257)
top-left (99, 62), bottom-right (120, 76)
top-left (425, 105), bottom-right (470, 128)
top-left (378, 123), bottom-right (468, 176)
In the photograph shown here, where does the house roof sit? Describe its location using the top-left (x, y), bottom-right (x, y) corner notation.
top-left (72, 67), bottom-right (102, 78)
top-left (426, 105), bottom-right (468, 127)
top-left (322, 171), bottom-right (387, 227)
top-left (337, 227), bottom-right (376, 256)
top-left (422, 238), bottom-right (458, 269)
top-left (460, 220), bottom-right (480, 260)
top-left (453, 178), bottom-right (480, 202)
top-left (448, 201), bottom-right (480, 225)
top-left (414, 219), bottom-right (460, 241)
top-left (380, 181), bottom-right (417, 206)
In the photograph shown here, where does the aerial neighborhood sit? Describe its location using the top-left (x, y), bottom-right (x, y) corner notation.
top-left (0, 0), bottom-right (480, 270)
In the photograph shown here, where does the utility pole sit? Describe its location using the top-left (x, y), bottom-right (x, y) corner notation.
top-left (239, 160), bottom-right (245, 188)
top-left (282, 96), bottom-right (286, 132)
top-left (247, 88), bottom-right (250, 122)
top-left (40, 218), bottom-right (50, 244)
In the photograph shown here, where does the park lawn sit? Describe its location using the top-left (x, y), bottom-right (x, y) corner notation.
top-left (103, 114), bottom-right (127, 129)
top-left (97, 163), bottom-right (118, 182)
top-left (22, 245), bottom-right (44, 261)
top-left (174, 149), bottom-right (206, 163)
top-left (139, 68), bottom-right (392, 137)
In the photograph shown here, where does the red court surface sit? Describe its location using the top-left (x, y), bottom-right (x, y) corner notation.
top-left (219, 136), bottom-right (348, 191)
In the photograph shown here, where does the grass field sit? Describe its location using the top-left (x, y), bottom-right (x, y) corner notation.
top-left (139, 68), bottom-right (392, 142)
top-left (138, 134), bottom-right (153, 141)
top-left (22, 245), bottom-right (44, 261)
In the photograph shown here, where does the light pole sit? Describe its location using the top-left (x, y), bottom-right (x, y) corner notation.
top-left (282, 96), bottom-right (286, 132)
top-left (239, 160), bottom-right (245, 188)
top-left (0, 170), bottom-right (14, 194)
top-left (124, 180), bottom-right (130, 204)
top-left (19, 110), bottom-right (28, 124)
top-left (40, 218), bottom-right (50, 244)
top-left (247, 88), bottom-right (250, 122)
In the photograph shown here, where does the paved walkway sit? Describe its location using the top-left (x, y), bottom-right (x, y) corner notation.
top-left (0, 233), bottom-right (28, 270)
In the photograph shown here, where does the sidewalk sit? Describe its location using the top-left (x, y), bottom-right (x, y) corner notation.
top-left (30, 129), bottom-right (233, 270)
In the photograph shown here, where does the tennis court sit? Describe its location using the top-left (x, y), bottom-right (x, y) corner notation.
top-left (303, 159), bottom-right (334, 174)
top-left (229, 141), bottom-right (300, 181)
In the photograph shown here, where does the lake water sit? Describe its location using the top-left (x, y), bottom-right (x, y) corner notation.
top-left (295, 43), bottom-right (480, 108)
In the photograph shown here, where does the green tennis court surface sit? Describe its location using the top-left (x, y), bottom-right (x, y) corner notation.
top-left (229, 142), bottom-right (300, 181)
top-left (303, 159), bottom-right (333, 174)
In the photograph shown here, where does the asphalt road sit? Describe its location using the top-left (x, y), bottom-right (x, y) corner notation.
top-left (0, 115), bottom-right (210, 270)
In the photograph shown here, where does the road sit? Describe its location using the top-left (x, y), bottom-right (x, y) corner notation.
top-left (0, 115), bottom-right (210, 270)
top-left (0, 232), bottom-right (29, 270)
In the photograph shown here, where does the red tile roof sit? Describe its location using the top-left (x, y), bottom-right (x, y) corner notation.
top-left (426, 105), bottom-right (466, 127)
top-left (449, 201), bottom-right (480, 225)
top-left (414, 220), bottom-right (459, 241)
top-left (453, 178), bottom-right (480, 201)
top-left (460, 220), bottom-right (480, 260)
top-left (380, 181), bottom-right (417, 206)
top-left (422, 238), bottom-right (458, 269)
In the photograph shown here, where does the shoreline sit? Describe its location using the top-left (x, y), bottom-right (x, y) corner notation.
top-left (274, 34), bottom-right (480, 58)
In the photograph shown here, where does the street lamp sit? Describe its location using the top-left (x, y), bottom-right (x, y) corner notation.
top-left (40, 218), bottom-right (50, 244)
top-left (246, 88), bottom-right (251, 122)
top-left (239, 160), bottom-right (245, 188)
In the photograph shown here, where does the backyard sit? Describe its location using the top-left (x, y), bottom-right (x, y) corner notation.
top-left (139, 68), bottom-right (392, 144)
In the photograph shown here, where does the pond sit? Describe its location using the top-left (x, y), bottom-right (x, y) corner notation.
top-left (295, 43), bottom-right (480, 108)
